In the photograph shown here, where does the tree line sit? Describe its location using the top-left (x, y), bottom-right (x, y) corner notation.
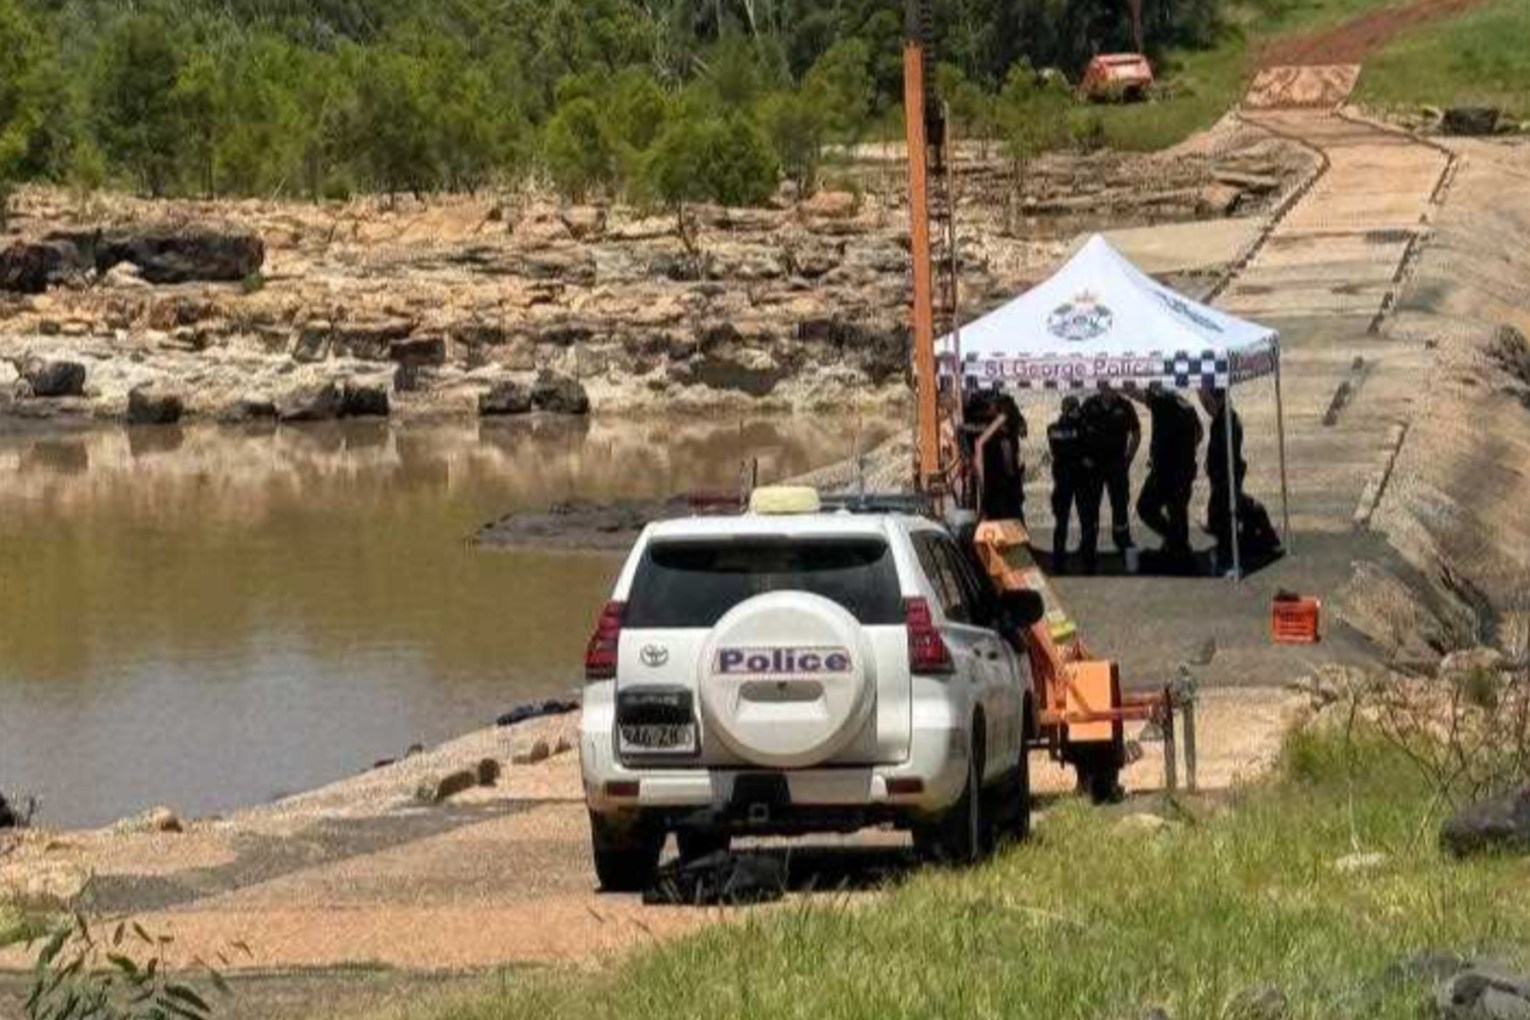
top-left (0, 0), bottom-right (1233, 218)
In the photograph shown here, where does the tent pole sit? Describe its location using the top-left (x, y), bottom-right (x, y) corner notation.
top-left (1273, 345), bottom-right (1293, 555)
top-left (1223, 390), bottom-right (1241, 580)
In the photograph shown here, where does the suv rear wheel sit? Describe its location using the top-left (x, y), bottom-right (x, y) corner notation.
top-left (589, 812), bottom-right (663, 892)
top-left (914, 724), bottom-right (988, 865)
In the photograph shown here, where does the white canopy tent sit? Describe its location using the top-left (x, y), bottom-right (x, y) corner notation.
top-left (939, 234), bottom-right (1290, 577)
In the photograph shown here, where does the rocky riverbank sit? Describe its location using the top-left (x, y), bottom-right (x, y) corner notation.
top-left (0, 125), bottom-right (1312, 425)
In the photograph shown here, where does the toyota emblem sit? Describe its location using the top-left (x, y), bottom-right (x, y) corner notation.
top-left (640, 644), bottom-right (669, 667)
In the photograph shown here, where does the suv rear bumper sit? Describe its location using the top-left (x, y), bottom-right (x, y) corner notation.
top-left (581, 718), bottom-right (970, 821)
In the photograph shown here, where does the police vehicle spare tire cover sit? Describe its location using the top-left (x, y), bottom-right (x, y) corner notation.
top-left (698, 592), bottom-right (875, 769)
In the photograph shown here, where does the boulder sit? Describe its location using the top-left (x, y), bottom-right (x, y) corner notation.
top-left (452, 321), bottom-right (511, 348)
top-left (340, 381), bottom-right (390, 418)
top-left (414, 768), bottom-right (478, 805)
top-left (1198, 183), bottom-right (1244, 217)
top-left (103, 263), bottom-right (151, 289)
top-left (275, 381), bottom-right (343, 422)
top-left (531, 373), bottom-right (590, 415)
top-left (127, 385), bottom-right (184, 425)
top-left (0, 791), bottom-right (15, 829)
top-left (693, 347), bottom-right (785, 397)
top-left (293, 321), bottom-right (332, 363)
top-left (1437, 966), bottom-right (1530, 1019)
top-left (389, 336), bottom-right (447, 367)
top-left (1443, 107), bottom-right (1501, 137)
top-left (79, 229), bottom-right (265, 284)
top-left (560, 205), bottom-right (607, 240)
top-left (801, 190), bottom-right (859, 219)
top-left (20, 357), bottom-right (86, 398)
top-left (114, 806), bottom-right (183, 834)
top-left (476, 758), bottom-right (502, 786)
top-left (0, 240), bottom-right (87, 294)
top-left (1441, 787), bottom-right (1530, 858)
top-left (333, 318), bottom-right (414, 360)
top-left (512, 738), bottom-right (552, 765)
top-left (479, 379), bottom-right (533, 416)
top-left (220, 397), bottom-right (278, 423)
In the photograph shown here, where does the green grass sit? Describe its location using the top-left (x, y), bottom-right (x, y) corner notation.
top-left (1357, 0), bottom-right (1530, 120)
top-left (364, 728), bottom-right (1530, 1020)
top-left (0, 902), bottom-right (54, 951)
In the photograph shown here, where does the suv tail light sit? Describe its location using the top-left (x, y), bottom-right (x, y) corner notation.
top-left (585, 600), bottom-right (625, 682)
top-left (905, 597), bottom-right (954, 675)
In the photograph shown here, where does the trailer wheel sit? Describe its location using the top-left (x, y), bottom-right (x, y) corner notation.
top-left (1073, 745), bottom-right (1124, 805)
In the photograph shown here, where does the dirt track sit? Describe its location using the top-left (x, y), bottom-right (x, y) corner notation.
top-left (1258, 0), bottom-right (1488, 67)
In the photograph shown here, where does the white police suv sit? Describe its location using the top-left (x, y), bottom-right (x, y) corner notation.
top-left (578, 489), bottom-right (1041, 891)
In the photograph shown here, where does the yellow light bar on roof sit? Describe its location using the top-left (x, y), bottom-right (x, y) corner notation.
top-left (748, 486), bottom-right (822, 515)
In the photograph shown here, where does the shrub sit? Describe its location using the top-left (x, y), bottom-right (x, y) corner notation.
top-left (24, 915), bottom-right (239, 1020)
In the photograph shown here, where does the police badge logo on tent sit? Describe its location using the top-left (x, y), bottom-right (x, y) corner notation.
top-left (1047, 291), bottom-right (1113, 342)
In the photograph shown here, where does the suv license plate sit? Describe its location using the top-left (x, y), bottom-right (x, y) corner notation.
top-left (620, 723), bottom-right (697, 754)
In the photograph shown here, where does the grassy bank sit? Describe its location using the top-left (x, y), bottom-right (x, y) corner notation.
top-left (1096, 0), bottom-right (1500, 150)
top-left (1357, 0), bottom-right (1530, 120)
top-left (372, 728), bottom-right (1530, 1020)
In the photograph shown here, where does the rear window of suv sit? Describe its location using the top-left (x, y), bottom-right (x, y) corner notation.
top-left (625, 537), bottom-right (904, 628)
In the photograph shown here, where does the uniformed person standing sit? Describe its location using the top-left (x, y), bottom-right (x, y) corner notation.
top-left (1134, 390), bottom-right (1202, 573)
top-left (1046, 396), bottom-right (1092, 572)
top-left (1081, 389), bottom-right (1141, 553)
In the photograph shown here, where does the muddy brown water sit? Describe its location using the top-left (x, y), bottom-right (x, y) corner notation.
top-left (0, 416), bottom-right (896, 829)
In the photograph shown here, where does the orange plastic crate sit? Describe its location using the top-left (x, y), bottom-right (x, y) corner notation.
top-left (1271, 594), bottom-right (1322, 644)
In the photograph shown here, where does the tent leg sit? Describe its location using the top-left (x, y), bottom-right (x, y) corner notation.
top-left (1224, 392), bottom-right (1242, 581)
top-left (1274, 350), bottom-right (1293, 555)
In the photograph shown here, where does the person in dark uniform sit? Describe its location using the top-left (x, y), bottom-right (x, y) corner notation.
top-left (1199, 389), bottom-right (1246, 575)
top-left (1134, 389), bottom-right (1202, 572)
top-left (965, 390), bottom-right (1028, 523)
top-left (1047, 396), bottom-right (1092, 573)
top-left (1081, 389), bottom-right (1141, 553)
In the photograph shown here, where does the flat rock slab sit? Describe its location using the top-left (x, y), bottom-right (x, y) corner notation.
top-left (475, 496), bottom-right (699, 552)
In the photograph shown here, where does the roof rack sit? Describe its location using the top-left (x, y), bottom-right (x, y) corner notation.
top-left (819, 492), bottom-right (936, 517)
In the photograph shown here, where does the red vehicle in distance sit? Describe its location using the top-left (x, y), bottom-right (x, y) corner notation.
top-left (1080, 53), bottom-right (1155, 102)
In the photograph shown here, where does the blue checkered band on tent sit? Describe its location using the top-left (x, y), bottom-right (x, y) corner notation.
top-left (943, 349), bottom-right (1235, 391)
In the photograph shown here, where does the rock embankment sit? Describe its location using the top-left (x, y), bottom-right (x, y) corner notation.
top-left (1356, 140), bottom-right (1530, 660)
top-left (0, 127), bottom-right (1311, 424)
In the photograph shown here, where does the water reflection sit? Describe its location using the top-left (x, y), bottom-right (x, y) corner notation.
top-left (0, 416), bottom-right (896, 827)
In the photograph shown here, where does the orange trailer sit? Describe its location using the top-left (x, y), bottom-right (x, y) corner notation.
top-left (902, 1), bottom-right (1195, 797)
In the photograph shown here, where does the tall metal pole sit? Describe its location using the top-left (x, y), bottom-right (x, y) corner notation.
top-left (903, 9), bottom-right (940, 495)
top-left (1223, 392), bottom-right (1242, 580)
top-left (1273, 344), bottom-right (1294, 554)
top-left (944, 100), bottom-right (962, 428)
